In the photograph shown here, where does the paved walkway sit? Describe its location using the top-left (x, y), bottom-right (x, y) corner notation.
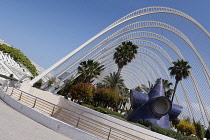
top-left (0, 99), bottom-right (72, 140)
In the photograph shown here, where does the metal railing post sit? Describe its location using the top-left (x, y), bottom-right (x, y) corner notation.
top-left (107, 127), bottom-right (112, 140)
top-left (51, 105), bottom-right (55, 116)
top-left (18, 92), bottom-right (23, 101)
top-left (32, 97), bottom-right (37, 108)
top-left (76, 116), bottom-right (81, 128)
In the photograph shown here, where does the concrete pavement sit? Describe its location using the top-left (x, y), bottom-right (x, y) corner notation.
top-left (0, 99), bottom-right (72, 140)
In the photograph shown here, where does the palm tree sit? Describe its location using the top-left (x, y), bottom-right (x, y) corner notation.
top-left (78, 59), bottom-right (104, 83)
top-left (102, 72), bottom-right (125, 89)
top-left (44, 78), bottom-right (56, 90)
top-left (118, 87), bottom-right (130, 110)
top-left (165, 89), bottom-right (173, 99)
top-left (113, 41), bottom-right (138, 75)
top-left (96, 82), bottom-right (105, 89)
top-left (134, 86), bottom-right (143, 92)
top-left (140, 81), bottom-right (154, 94)
top-left (162, 79), bottom-right (173, 99)
top-left (168, 59), bottom-right (191, 102)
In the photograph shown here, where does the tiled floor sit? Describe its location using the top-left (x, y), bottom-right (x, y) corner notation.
top-left (0, 99), bottom-right (72, 140)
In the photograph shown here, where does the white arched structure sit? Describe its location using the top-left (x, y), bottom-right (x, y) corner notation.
top-left (29, 7), bottom-right (210, 127)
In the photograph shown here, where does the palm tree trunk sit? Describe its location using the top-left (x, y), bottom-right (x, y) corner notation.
top-left (117, 68), bottom-right (122, 76)
top-left (171, 80), bottom-right (179, 102)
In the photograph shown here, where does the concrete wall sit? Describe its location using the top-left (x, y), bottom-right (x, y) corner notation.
top-left (0, 88), bottom-right (101, 140)
top-left (19, 83), bottom-right (174, 140)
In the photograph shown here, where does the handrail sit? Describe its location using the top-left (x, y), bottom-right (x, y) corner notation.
top-left (2, 86), bottom-right (147, 140)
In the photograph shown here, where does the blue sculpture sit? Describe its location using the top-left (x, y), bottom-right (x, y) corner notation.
top-left (127, 79), bottom-right (183, 129)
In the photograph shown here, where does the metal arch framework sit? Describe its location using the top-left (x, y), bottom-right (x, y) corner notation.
top-left (93, 45), bottom-right (168, 85)
top-left (29, 7), bottom-right (209, 85)
top-left (98, 60), bottom-right (147, 84)
top-left (99, 57), bottom-right (157, 85)
top-left (45, 22), bottom-right (208, 88)
top-left (101, 20), bottom-right (209, 82)
top-left (92, 56), bottom-right (155, 88)
top-left (29, 7), bottom-right (210, 127)
top-left (106, 20), bottom-right (209, 82)
top-left (99, 51), bottom-right (163, 81)
top-left (98, 63), bottom-right (143, 85)
top-left (48, 37), bottom-right (170, 92)
top-left (38, 29), bottom-right (206, 89)
top-left (94, 39), bottom-right (172, 79)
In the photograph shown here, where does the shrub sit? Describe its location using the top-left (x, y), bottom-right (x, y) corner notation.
top-left (172, 117), bottom-right (180, 129)
top-left (94, 107), bottom-right (125, 118)
top-left (33, 79), bottom-right (42, 88)
top-left (138, 119), bottom-right (153, 127)
top-left (180, 136), bottom-right (199, 140)
top-left (177, 120), bottom-right (196, 136)
top-left (150, 123), bottom-right (199, 139)
top-left (94, 88), bottom-right (119, 108)
top-left (70, 83), bottom-right (95, 104)
top-left (82, 104), bottom-right (95, 110)
top-left (193, 121), bottom-right (204, 140)
top-left (81, 104), bottom-right (125, 119)
top-left (151, 125), bottom-right (183, 139)
top-left (205, 129), bottom-right (210, 139)
top-left (125, 109), bottom-right (133, 114)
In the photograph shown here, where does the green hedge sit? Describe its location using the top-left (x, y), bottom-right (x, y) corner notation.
top-left (82, 104), bottom-right (95, 110)
top-left (138, 119), bottom-right (153, 127)
top-left (151, 125), bottom-right (199, 140)
top-left (82, 104), bottom-right (125, 119)
top-left (93, 107), bottom-right (125, 119)
top-left (128, 121), bottom-right (149, 130)
top-left (0, 44), bottom-right (37, 76)
top-left (0, 74), bottom-right (18, 81)
top-left (180, 136), bottom-right (199, 140)
top-left (151, 125), bottom-right (183, 139)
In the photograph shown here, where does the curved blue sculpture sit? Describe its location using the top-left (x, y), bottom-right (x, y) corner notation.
top-left (127, 79), bottom-right (183, 129)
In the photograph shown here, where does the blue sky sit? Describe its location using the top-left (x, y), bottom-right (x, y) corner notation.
top-left (0, 0), bottom-right (209, 69)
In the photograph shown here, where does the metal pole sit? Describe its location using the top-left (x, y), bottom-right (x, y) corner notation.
top-left (76, 116), bottom-right (81, 128)
top-left (18, 92), bottom-right (23, 101)
top-left (107, 127), bottom-right (112, 140)
top-left (51, 105), bottom-right (55, 116)
top-left (32, 97), bottom-right (37, 108)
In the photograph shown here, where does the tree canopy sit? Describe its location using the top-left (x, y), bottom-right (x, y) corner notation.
top-left (113, 41), bottom-right (138, 75)
top-left (77, 59), bottom-right (104, 83)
